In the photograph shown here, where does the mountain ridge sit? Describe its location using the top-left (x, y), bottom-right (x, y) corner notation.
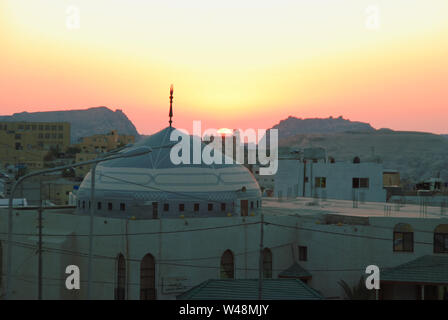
top-left (0, 107), bottom-right (140, 143)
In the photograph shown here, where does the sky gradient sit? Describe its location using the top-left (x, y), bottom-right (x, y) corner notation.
top-left (1, 0), bottom-right (448, 135)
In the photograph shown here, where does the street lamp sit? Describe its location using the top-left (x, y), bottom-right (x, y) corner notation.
top-left (5, 146), bottom-right (152, 300)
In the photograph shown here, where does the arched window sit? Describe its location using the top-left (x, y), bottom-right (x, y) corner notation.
top-left (262, 248), bottom-right (272, 278)
top-left (140, 254), bottom-right (156, 300)
top-left (220, 250), bottom-right (234, 279)
top-left (114, 254), bottom-right (126, 300)
top-left (393, 223), bottom-right (414, 252)
top-left (434, 224), bottom-right (448, 253)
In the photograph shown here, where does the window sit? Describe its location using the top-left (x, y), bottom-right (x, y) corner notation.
top-left (163, 203), bottom-right (169, 212)
top-left (179, 204), bottom-right (185, 212)
top-left (15, 134), bottom-right (21, 140)
top-left (58, 125), bottom-right (63, 131)
top-left (194, 203), bottom-right (200, 212)
top-left (360, 178), bottom-right (369, 188)
top-left (97, 202), bottom-right (102, 210)
top-left (353, 178), bottom-right (369, 189)
top-left (82, 201), bottom-right (85, 209)
top-left (115, 254), bottom-right (126, 300)
top-left (262, 248), bottom-right (272, 279)
top-left (434, 224), bottom-right (448, 253)
top-left (140, 254), bottom-right (156, 300)
top-left (152, 202), bottom-right (158, 219)
top-left (315, 177), bottom-right (326, 188)
top-left (393, 223), bottom-right (414, 252)
top-left (250, 201), bottom-right (254, 209)
top-left (298, 246), bottom-right (308, 261)
top-left (208, 203), bottom-right (213, 211)
top-left (108, 202), bottom-right (113, 211)
top-left (120, 203), bottom-right (126, 211)
top-left (220, 250), bottom-right (234, 279)
top-left (221, 203), bottom-right (226, 212)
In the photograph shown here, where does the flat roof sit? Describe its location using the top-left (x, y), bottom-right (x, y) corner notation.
top-left (261, 197), bottom-right (447, 219)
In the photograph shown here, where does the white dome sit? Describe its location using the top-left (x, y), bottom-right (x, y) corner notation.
top-left (76, 127), bottom-right (261, 218)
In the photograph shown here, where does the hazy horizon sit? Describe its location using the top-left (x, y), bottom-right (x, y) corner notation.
top-left (1, 0), bottom-right (447, 135)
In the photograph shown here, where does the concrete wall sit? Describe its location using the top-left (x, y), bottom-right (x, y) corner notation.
top-left (275, 161), bottom-right (387, 202)
top-left (1, 207), bottom-right (447, 300)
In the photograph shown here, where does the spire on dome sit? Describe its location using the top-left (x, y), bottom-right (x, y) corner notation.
top-left (169, 84), bottom-right (174, 127)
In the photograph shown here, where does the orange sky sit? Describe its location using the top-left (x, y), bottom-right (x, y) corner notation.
top-left (1, 0), bottom-right (448, 135)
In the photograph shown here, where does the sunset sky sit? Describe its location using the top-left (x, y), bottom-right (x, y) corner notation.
top-left (1, 0), bottom-right (448, 135)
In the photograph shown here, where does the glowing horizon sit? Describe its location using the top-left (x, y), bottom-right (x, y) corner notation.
top-left (1, 0), bottom-right (448, 135)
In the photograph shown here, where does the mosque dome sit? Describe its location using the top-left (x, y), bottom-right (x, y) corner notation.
top-left (75, 126), bottom-right (262, 218)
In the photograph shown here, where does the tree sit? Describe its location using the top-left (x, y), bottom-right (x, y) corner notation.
top-left (338, 276), bottom-right (374, 300)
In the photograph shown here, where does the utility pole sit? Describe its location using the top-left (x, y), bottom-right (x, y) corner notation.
top-left (258, 214), bottom-right (264, 300)
top-left (87, 163), bottom-right (96, 300)
top-left (37, 180), bottom-right (43, 300)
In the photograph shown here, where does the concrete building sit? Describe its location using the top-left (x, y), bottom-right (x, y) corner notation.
top-left (1, 196), bottom-right (448, 300)
top-left (275, 158), bottom-right (399, 203)
top-left (0, 121), bottom-right (71, 172)
top-left (1, 129), bottom-right (447, 300)
top-left (77, 130), bottom-right (135, 154)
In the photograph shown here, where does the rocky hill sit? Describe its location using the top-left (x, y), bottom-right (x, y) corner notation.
top-left (271, 116), bottom-right (375, 139)
top-left (0, 107), bottom-right (140, 142)
top-left (278, 130), bottom-right (448, 183)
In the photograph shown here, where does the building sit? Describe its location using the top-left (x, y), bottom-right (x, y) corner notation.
top-left (0, 121), bottom-right (71, 172)
top-left (274, 157), bottom-right (399, 203)
top-left (73, 130), bottom-right (136, 179)
top-left (74, 126), bottom-right (261, 219)
top-left (1, 195), bottom-right (448, 300)
top-left (77, 130), bottom-right (135, 154)
top-left (74, 152), bottom-right (99, 179)
top-left (41, 178), bottom-right (81, 205)
top-left (177, 279), bottom-right (323, 300)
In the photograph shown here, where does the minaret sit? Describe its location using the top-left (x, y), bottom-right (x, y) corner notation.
top-left (169, 84), bottom-right (173, 128)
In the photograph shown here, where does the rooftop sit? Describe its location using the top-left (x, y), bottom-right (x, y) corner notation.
top-left (261, 197), bottom-right (447, 220)
top-left (177, 279), bottom-right (323, 300)
top-left (381, 255), bottom-right (448, 285)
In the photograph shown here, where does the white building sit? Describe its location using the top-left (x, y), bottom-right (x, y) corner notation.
top-left (274, 158), bottom-right (397, 203)
top-left (1, 129), bottom-right (447, 300)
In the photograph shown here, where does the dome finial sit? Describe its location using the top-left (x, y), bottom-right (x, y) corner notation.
top-left (169, 84), bottom-right (174, 127)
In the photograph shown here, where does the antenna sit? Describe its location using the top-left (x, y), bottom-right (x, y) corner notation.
top-left (169, 84), bottom-right (174, 127)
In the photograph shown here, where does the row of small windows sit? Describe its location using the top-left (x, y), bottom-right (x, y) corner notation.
top-left (14, 133), bottom-right (64, 140)
top-left (78, 200), bottom-right (126, 211)
top-left (38, 133), bottom-right (64, 139)
top-left (310, 177), bottom-right (370, 189)
top-left (78, 200), bottom-right (260, 213)
top-left (17, 124), bottom-right (64, 131)
top-left (393, 223), bottom-right (448, 253)
top-left (0, 124), bottom-right (65, 131)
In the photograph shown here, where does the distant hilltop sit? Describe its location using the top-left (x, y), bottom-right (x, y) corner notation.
top-left (0, 107), bottom-right (140, 143)
top-left (271, 116), bottom-right (375, 139)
